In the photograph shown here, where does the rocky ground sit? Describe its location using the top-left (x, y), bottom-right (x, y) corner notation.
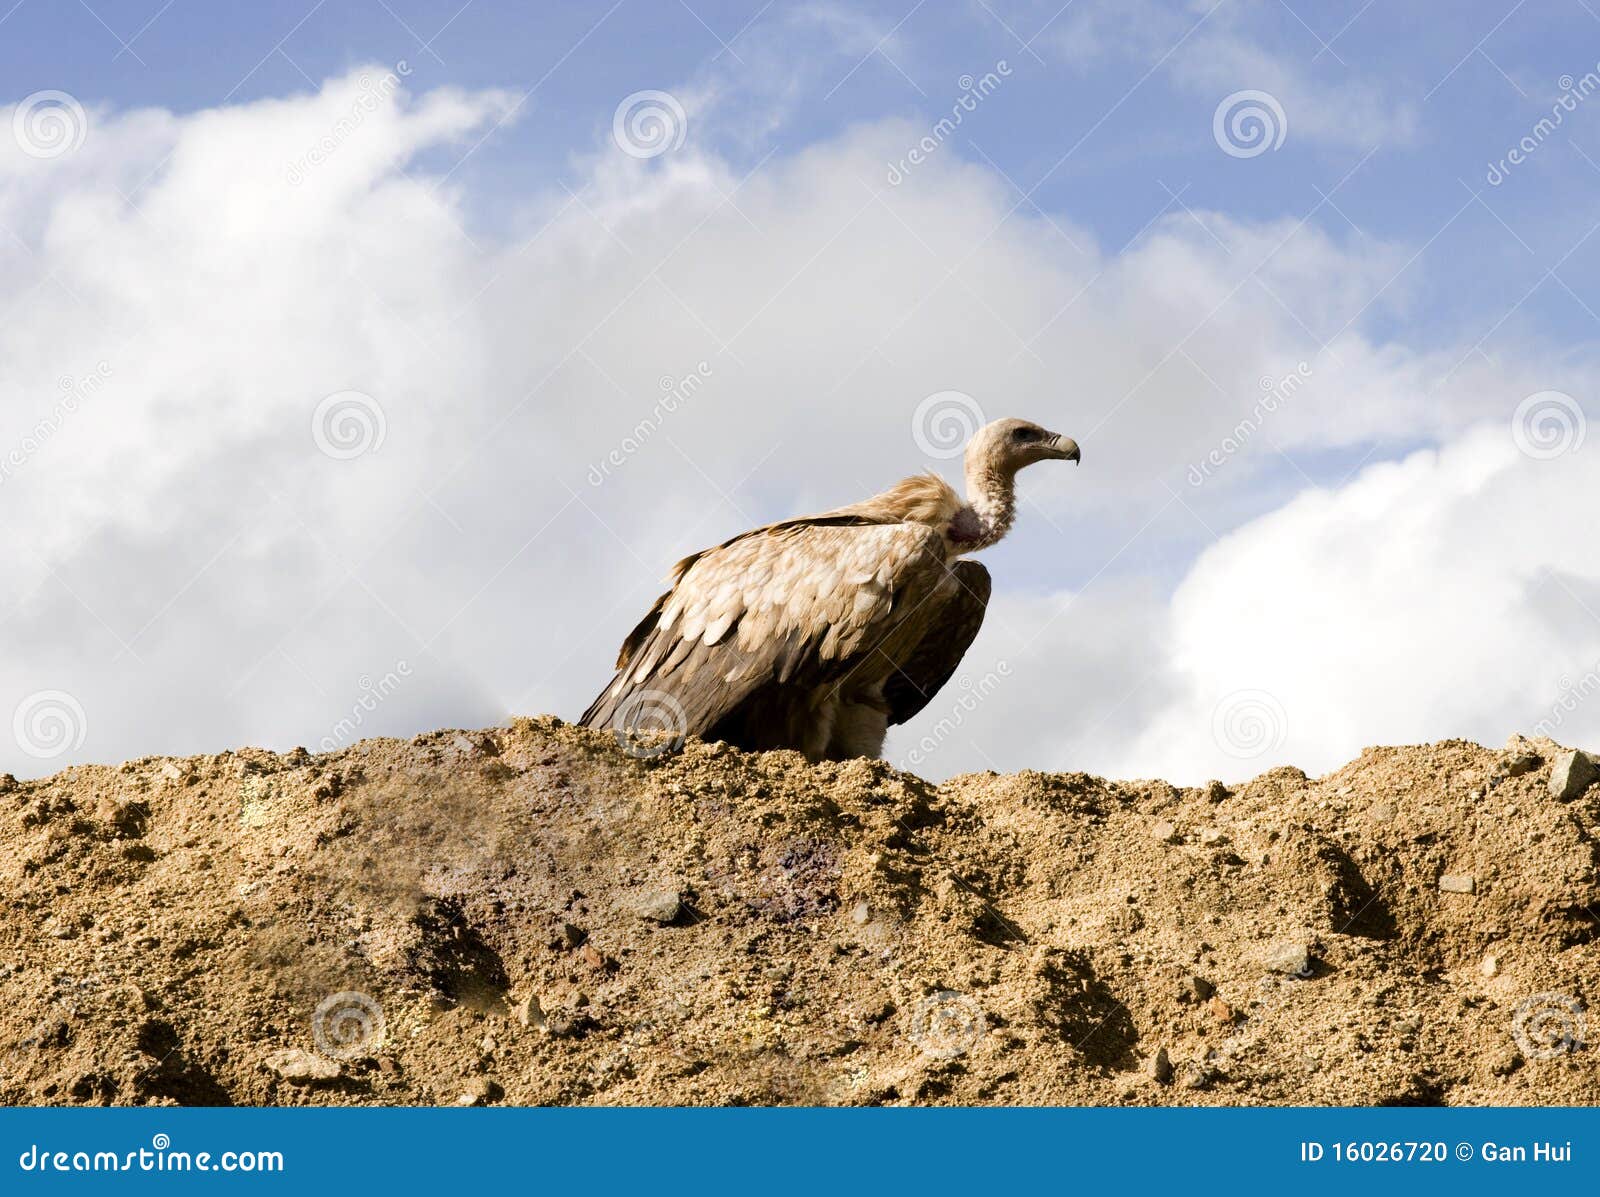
top-left (1, 719), bottom-right (1596, 1106)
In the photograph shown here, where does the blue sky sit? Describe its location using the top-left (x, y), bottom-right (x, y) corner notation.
top-left (10, 0), bottom-right (1600, 348)
top-left (2, 0), bottom-right (1597, 782)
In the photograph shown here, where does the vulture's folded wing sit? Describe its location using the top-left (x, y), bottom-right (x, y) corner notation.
top-left (580, 520), bottom-right (951, 738)
top-left (882, 559), bottom-right (990, 725)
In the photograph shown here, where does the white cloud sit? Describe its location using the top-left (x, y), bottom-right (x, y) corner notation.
top-left (0, 69), bottom-right (1588, 783)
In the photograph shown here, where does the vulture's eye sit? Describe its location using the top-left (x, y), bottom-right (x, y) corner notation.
top-left (1012, 427), bottom-right (1038, 442)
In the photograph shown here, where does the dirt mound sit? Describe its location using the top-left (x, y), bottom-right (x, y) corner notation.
top-left (1, 719), bottom-right (1596, 1106)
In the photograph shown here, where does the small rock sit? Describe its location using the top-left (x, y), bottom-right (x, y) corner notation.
top-left (1204, 779), bottom-right (1229, 803)
top-left (1206, 995), bottom-right (1235, 1023)
top-left (1438, 874), bottom-right (1475, 895)
top-left (263, 1048), bottom-right (339, 1083)
top-left (517, 994), bottom-right (549, 1032)
top-left (1481, 954), bottom-right (1499, 978)
top-left (456, 1077), bottom-right (502, 1106)
top-left (635, 891), bottom-right (682, 924)
top-left (1489, 1046), bottom-right (1522, 1076)
top-left (1501, 752), bottom-right (1542, 779)
top-left (1180, 974), bottom-right (1214, 1002)
top-left (1549, 749), bottom-right (1599, 802)
top-left (1149, 819), bottom-right (1177, 843)
top-left (582, 943), bottom-right (605, 970)
top-left (1370, 801), bottom-right (1397, 822)
top-left (850, 899), bottom-right (871, 925)
top-left (1198, 827), bottom-right (1228, 846)
top-left (561, 923), bottom-right (587, 948)
top-left (1265, 942), bottom-right (1312, 976)
top-left (1146, 1046), bottom-right (1173, 1083)
top-left (1179, 1061), bottom-right (1212, 1090)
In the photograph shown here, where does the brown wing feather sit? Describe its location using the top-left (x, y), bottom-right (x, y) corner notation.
top-left (882, 560), bottom-right (990, 725)
top-left (580, 520), bottom-right (951, 740)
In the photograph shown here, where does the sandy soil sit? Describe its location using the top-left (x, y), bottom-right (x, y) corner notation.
top-left (1, 718), bottom-right (1595, 1106)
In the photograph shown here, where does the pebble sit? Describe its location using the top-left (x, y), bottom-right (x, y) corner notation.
top-left (850, 899), bottom-right (871, 925)
top-left (1265, 942), bottom-right (1312, 976)
top-left (561, 923), bottom-right (587, 948)
top-left (635, 891), bottom-right (682, 924)
top-left (516, 994), bottom-right (549, 1032)
top-left (1438, 874), bottom-right (1475, 895)
top-left (1501, 752), bottom-right (1541, 779)
top-left (1549, 750), bottom-right (1599, 802)
top-left (1146, 1046), bottom-right (1173, 1083)
top-left (263, 1048), bottom-right (339, 1083)
top-left (1481, 954), bottom-right (1499, 978)
top-left (1207, 996), bottom-right (1235, 1023)
top-left (1198, 827), bottom-right (1228, 846)
top-left (1180, 974), bottom-right (1214, 1002)
top-left (456, 1077), bottom-right (502, 1107)
top-left (1150, 820), bottom-right (1177, 843)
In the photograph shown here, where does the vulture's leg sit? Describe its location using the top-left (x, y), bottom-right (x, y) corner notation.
top-left (825, 688), bottom-right (890, 759)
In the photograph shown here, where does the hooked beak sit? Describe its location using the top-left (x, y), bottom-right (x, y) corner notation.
top-left (1045, 433), bottom-right (1081, 464)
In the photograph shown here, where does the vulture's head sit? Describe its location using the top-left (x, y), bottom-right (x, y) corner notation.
top-left (968, 418), bottom-right (1081, 475)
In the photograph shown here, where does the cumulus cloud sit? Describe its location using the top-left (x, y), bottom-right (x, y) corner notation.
top-left (0, 68), bottom-right (1588, 783)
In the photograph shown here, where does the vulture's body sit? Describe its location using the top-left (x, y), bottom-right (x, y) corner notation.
top-left (580, 418), bottom-right (1079, 761)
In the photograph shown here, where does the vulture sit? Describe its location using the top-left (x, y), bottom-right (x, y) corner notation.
top-left (580, 418), bottom-right (1080, 761)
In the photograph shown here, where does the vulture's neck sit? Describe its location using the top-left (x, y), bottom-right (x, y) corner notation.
top-left (958, 459), bottom-right (1017, 551)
